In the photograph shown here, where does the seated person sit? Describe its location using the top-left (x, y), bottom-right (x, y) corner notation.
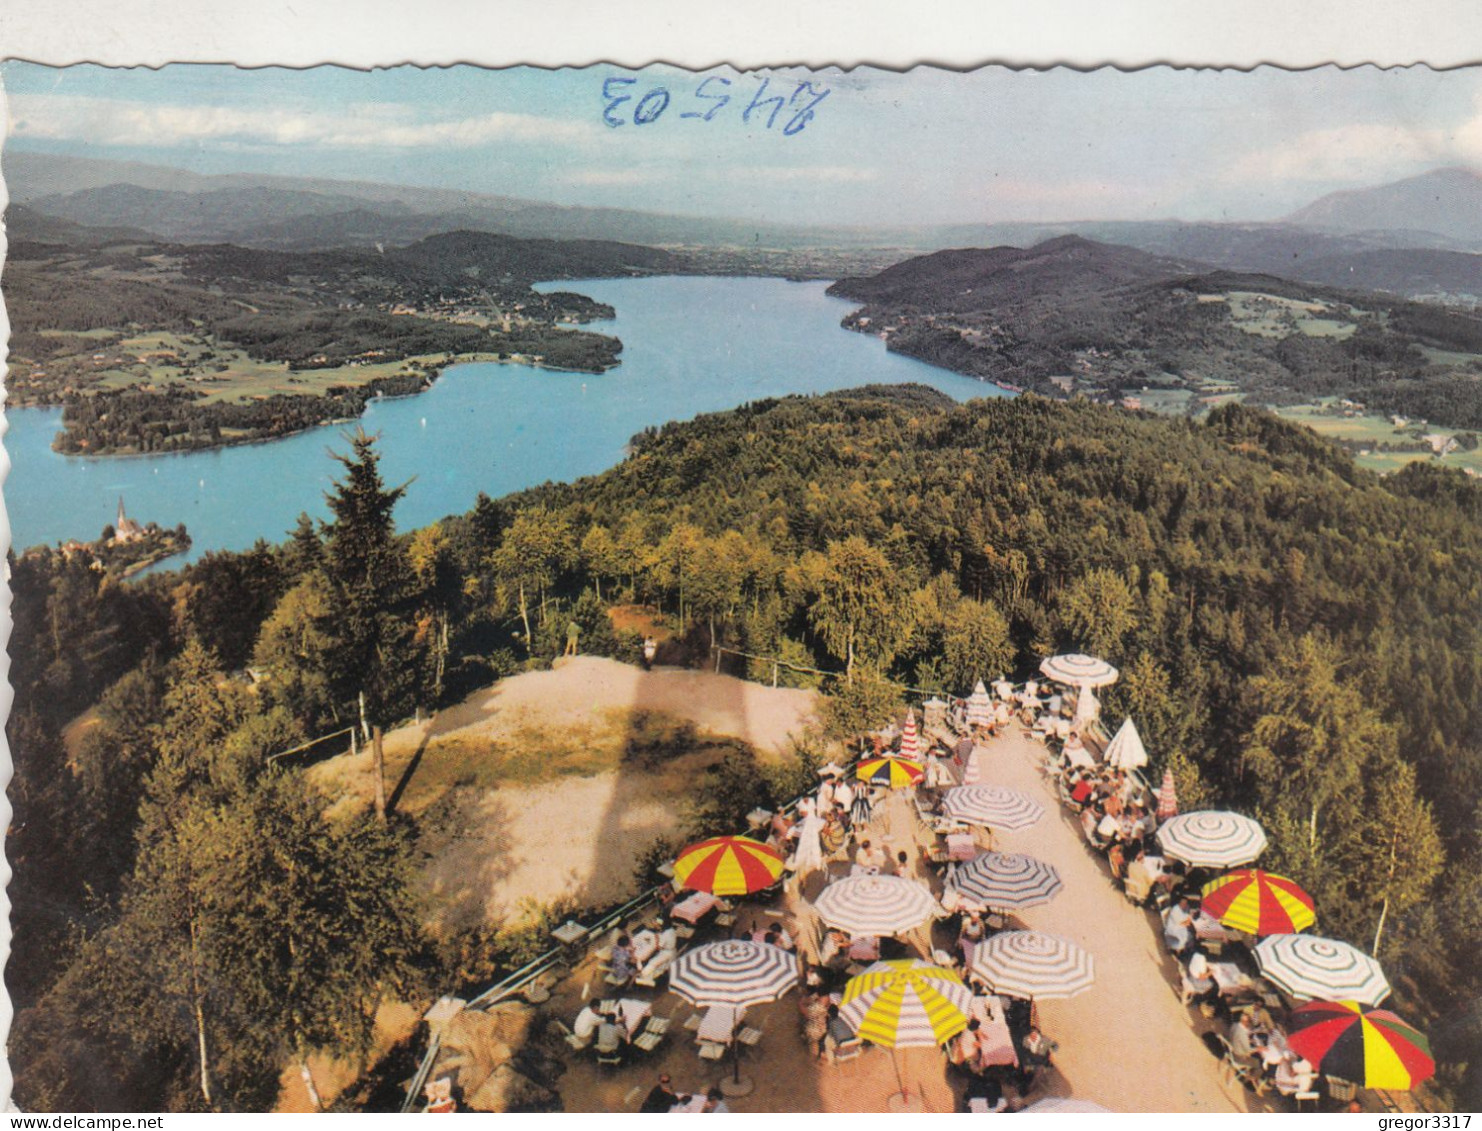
top-left (640, 1074), bottom-right (681, 1114)
top-left (1185, 950), bottom-right (1218, 1006)
top-left (1228, 1012), bottom-right (1265, 1064)
top-left (1107, 841), bottom-right (1127, 884)
top-left (609, 935), bottom-right (637, 983)
top-left (820, 813), bottom-right (848, 858)
top-left (762, 924), bottom-right (795, 952)
top-left (1068, 772), bottom-right (1096, 810)
top-left (1163, 897), bottom-right (1195, 953)
top-left (1020, 1026), bottom-right (1056, 1072)
top-left (964, 1072), bottom-right (1007, 1113)
top-left (1274, 1055), bottom-right (1316, 1097)
top-left (1123, 847), bottom-right (1163, 904)
top-left (572, 1002), bottom-right (603, 1046)
top-left (958, 912), bottom-right (987, 962)
top-left (893, 849), bottom-right (914, 877)
top-left (855, 838), bottom-right (888, 873)
top-left (770, 811), bottom-right (797, 844)
top-left (1080, 806), bottom-right (1102, 842)
top-left (594, 1010), bottom-right (627, 1058)
top-left (1095, 810), bottom-right (1122, 844)
top-left (949, 1018), bottom-right (984, 1068)
top-left (824, 1004), bottom-right (855, 1052)
top-left (820, 928), bottom-right (852, 967)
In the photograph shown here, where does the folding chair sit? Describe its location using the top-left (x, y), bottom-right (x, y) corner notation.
top-left (829, 1038), bottom-right (864, 1065)
top-left (698, 1042), bottom-right (727, 1061)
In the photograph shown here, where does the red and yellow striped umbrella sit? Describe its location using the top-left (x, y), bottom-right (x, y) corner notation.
top-left (857, 756), bottom-right (926, 789)
top-left (1200, 869), bottom-right (1316, 936)
top-left (1286, 1000), bottom-right (1434, 1091)
top-left (673, 836), bottom-right (785, 896)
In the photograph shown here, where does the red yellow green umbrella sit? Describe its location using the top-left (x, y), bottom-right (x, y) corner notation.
top-left (1200, 869), bottom-right (1316, 936)
top-left (673, 836), bottom-right (784, 896)
top-left (1286, 1000), bottom-right (1434, 1091)
top-left (857, 755), bottom-right (925, 789)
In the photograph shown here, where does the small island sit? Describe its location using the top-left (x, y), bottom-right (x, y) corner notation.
top-left (51, 498), bottom-right (192, 579)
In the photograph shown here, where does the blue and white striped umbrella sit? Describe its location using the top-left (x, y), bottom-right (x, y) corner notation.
top-left (1040, 654), bottom-right (1119, 688)
top-left (948, 852), bottom-right (1063, 911)
top-left (814, 874), bottom-right (939, 937)
top-left (1254, 934), bottom-right (1391, 1006)
top-left (943, 785), bottom-right (1044, 830)
top-left (668, 940), bottom-right (799, 1008)
top-left (1156, 810), bottom-right (1268, 869)
top-left (967, 930), bottom-right (1095, 1000)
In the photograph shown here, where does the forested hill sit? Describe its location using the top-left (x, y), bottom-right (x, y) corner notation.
top-left (9, 389), bottom-right (1482, 1109)
top-left (827, 235), bottom-right (1203, 309)
top-left (826, 236), bottom-right (1482, 429)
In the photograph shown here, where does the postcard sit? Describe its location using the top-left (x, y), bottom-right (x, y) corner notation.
top-left (2, 58), bottom-right (1477, 1116)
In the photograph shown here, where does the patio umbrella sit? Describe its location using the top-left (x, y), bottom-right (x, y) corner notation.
top-left (1021, 1099), bottom-right (1114, 1113)
top-left (669, 940), bottom-right (799, 1089)
top-left (841, 959), bottom-right (974, 1110)
top-left (1285, 1000), bottom-right (1434, 1091)
top-left (1254, 935), bottom-right (1391, 1006)
top-left (967, 931), bottom-right (1095, 1000)
top-left (1155, 810), bottom-right (1268, 868)
top-left (1040, 653), bottom-right (1119, 688)
top-left (1103, 717), bottom-right (1149, 770)
top-left (856, 755), bottom-right (925, 790)
top-left (948, 852), bottom-right (1063, 912)
top-left (898, 709), bottom-right (921, 760)
top-left (1155, 769), bottom-right (1179, 820)
top-left (814, 874), bottom-right (938, 937)
top-left (942, 784), bottom-right (1044, 831)
top-left (1200, 869), bottom-right (1316, 936)
top-left (674, 836), bottom-right (785, 897)
top-left (966, 681), bottom-right (994, 728)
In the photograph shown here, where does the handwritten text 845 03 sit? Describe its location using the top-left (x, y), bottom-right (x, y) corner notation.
top-left (601, 75), bottom-right (830, 136)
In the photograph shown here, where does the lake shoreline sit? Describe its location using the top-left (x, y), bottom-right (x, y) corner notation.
top-left (38, 349), bottom-right (625, 460)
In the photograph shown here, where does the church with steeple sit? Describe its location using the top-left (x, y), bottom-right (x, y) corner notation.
top-left (113, 497), bottom-right (145, 544)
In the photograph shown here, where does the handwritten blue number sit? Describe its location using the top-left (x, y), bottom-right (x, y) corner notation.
top-left (742, 77), bottom-right (787, 129)
top-left (783, 82), bottom-right (830, 136)
top-left (602, 77), bottom-right (636, 128)
top-left (681, 75), bottom-right (732, 121)
top-left (634, 87), bottom-right (670, 125)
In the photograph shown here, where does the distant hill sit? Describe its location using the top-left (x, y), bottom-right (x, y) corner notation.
top-left (827, 235), bottom-right (1204, 310)
top-left (3, 202), bottom-right (155, 246)
top-left (1286, 167), bottom-right (1482, 247)
top-left (826, 234), bottom-right (1482, 425)
top-left (1294, 247), bottom-right (1482, 302)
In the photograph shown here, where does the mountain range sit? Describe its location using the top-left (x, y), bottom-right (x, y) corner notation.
top-left (8, 150), bottom-right (1482, 302)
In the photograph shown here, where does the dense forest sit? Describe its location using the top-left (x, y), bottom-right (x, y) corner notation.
top-left (828, 237), bottom-right (1482, 425)
top-left (8, 389), bottom-right (1482, 1110)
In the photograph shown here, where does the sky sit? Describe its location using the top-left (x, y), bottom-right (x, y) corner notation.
top-left (4, 62), bottom-right (1482, 226)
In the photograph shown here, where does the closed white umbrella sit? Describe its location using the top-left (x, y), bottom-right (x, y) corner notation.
top-left (1103, 717), bottom-right (1149, 770)
top-left (968, 931), bottom-right (1095, 1000)
top-left (1254, 934), bottom-right (1391, 1006)
top-left (1040, 654), bottom-right (1119, 688)
top-left (966, 681), bottom-right (994, 728)
top-left (943, 784), bottom-right (1044, 831)
top-left (814, 874), bottom-right (938, 937)
top-left (948, 852), bottom-right (1063, 912)
top-left (1073, 686), bottom-right (1100, 726)
top-left (1156, 810), bottom-right (1268, 868)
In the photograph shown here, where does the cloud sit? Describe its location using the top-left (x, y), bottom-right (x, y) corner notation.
top-left (744, 165), bottom-right (878, 183)
top-left (565, 168), bottom-right (656, 186)
top-left (6, 92), bottom-right (596, 149)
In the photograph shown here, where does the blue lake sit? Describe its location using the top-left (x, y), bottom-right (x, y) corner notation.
top-left (3, 276), bottom-right (1008, 567)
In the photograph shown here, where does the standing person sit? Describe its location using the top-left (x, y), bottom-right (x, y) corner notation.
top-left (643, 635), bottom-right (657, 669)
top-left (801, 991), bottom-right (830, 1058)
top-left (640, 1074), bottom-right (680, 1113)
top-left (565, 618), bottom-right (580, 656)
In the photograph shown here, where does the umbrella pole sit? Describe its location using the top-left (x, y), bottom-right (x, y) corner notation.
top-left (721, 1009), bottom-right (755, 1097)
top-left (885, 1047), bottom-right (921, 1113)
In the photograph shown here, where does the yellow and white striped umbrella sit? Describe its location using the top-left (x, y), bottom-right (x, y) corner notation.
top-left (839, 959), bottom-right (973, 1048)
